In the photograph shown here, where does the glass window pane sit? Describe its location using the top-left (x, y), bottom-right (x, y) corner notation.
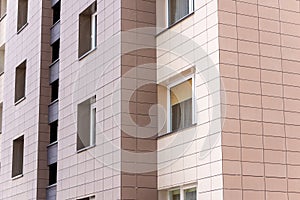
top-left (184, 188), bottom-right (196, 200)
top-left (170, 79), bottom-right (193, 131)
top-left (170, 190), bottom-right (180, 200)
top-left (169, 0), bottom-right (190, 25)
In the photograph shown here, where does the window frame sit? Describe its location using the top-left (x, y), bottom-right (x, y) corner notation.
top-left (167, 0), bottom-right (194, 27)
top-left (167, 74), bottom-right (195, 133)
top-left (90, 101), bottom-right (96, 147)
top-left (76, 96), bottom-right (96, 152)
top-left (12, 135), bottom-right (24, 179)
top-left (17, 0), bottom-right (29, 33)
top-left (91, 12), bottom-right (97, 50)
top-left (168, 186), bottom-right (197, 200)
top-left (14, 60), bottom-right (27, 104)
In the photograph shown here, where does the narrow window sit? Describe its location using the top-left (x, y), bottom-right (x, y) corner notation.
top-left (17, 0), bottom-right (28, 31)
top-left (15, 61), bottom-right (26, 103)
top-left (52, 40), bottom-right (60, 62)
top-left (78, 2), bottom-right (97, 58)
top-left (0, 0), bottom-right (7, 18)
top-left (78, 196), bottom-right (95, 200)
top-left (51, 80), bottom-right (59, 102)
top-left (0, 45), bottom-right (4, 74)
top-left (12, 135), bottom-right (24, 178)
top-left (52, 1), bottom-right (60, 25)
top-left (170, 78), bottom-right (193, 132)
top-left (170, 190), bottom-right (180, 200)
top-left (184, 188), bottom-right (196, 200)
top-left (48, 163), bottom-right (57, 185)
top-left (168, 0), bottom-right (193, 26)
top-left (77, 96), bottom-right (96, 151)
top-left (50, 120), bottom-right (58, 144)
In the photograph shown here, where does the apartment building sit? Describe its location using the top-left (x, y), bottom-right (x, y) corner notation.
top-left (0, 0), bottom-right (300, 200)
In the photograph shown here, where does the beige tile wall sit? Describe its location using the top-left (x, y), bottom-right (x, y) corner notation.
top-left (156, 0), bottom-right (223, 199)
top-left (0, 0), bottom-right (49, 199)
top-left (219, 0), bottom-right (300, 199)
top-left (58, 0), bottom-right (122, 199)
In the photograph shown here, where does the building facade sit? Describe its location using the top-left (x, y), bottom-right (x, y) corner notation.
top-left (0, 0), bottom-right (300, 199)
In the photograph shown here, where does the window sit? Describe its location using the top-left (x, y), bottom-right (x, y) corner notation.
top-left (77, 96), bottom-right (96, 151)
top-left (50, 120), bottom-right (58, 143)
top-left (184, 188), bottom-right (196, 200)
top-left (51, 80), bottom-right (59, 102)
top-left (168, 0), bottom-right (194, 26)
top-left (52, 1), bottom-right (60, 24)
top-left (49, 163), bottom-right (57, 185)
top-left (51, 40), bottom-right (60, 62)
top-left (169, 78), bottom-right (194, 132)
top-left (12, 135), bottom-right (24, 178)
top-left (15, 61), bottom-right (26, 103)
top-left (17, 0), bottom-right (28, 31)
top-left (0, 0), bottom-right (7, 18)
top-left (0, 45), bottom-right (4, 74)
top-left (168, 187), bottom-right (196, 200)
top-left (170, 190), bottom-right (180, 200)
top-left (78, 2), bottom-right (97, 58)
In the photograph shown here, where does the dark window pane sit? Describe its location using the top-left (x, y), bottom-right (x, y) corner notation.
top-left (49, 163), bottom-right (57, 185)
top-left (52, 40), bottom-right (60, 62)
top-left (51, 80), bottom-right (59, 102)
top-left (52, 1), bottom-right (60, 24)
top-left (12, 136), bottom-right (24, 177)
top-left (50, 120), bottom-right (58, 143)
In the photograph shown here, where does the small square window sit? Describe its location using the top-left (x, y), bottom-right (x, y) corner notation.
top-left (12, 135), bottom-right (24, 178)
top-left (184, 188), bottom-right (196, 200)
top-left (77, 96), bottom-right (96, 151)
top-left (17, 0), bottom-right (28, 31)
top-left (168, 0), bottom-right (194, 26)
top-left (169, 78), bottom-right (194, 132)
top-left (78, 1), bottom-right (97, 58)
top-left (15, 61), bottom-right (26, 103)
top-left (170, 190), bottom-right (180, 200)
top-left (48, 163), bottom-right (57, 185)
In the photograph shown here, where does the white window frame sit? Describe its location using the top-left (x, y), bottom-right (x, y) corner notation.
top-left (167, 74), bottom-right (196, 133)
top-left (91, 12), bottom-right (97, 50)
top-left (166, 0), bottom-right (194, 26)
top-left (168, 185), bottom-right (197, 200)
top-left (90, 101), bottom-right (96, 146)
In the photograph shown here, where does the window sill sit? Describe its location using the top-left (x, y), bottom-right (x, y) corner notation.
top-left (12, 174), bottom-right (23, 180)
top-left (47, 141), bottom-right (58, 148)
top-left (47, 183), bottom-right (57, 189)
top-left (15, 96), bottom-right (26, 106)
top-left (49, 99), bottom-right (59, 106)
top-left (17, 23), bottom-right (29, 34)
top-left (158, 123), bottom-right (197, 139)
top-left (0, 13), bottom-right (7, 22)
top-left (50, 19), bottom-right (60, 30)
top-left (156, 12), bottom-right (195, 37)
top-left (78, 47), bottom-right (97, 61)
top-left (77, 144), bottom-right (95, 154)
top-left (50, 59), bottom-right (60, 68)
